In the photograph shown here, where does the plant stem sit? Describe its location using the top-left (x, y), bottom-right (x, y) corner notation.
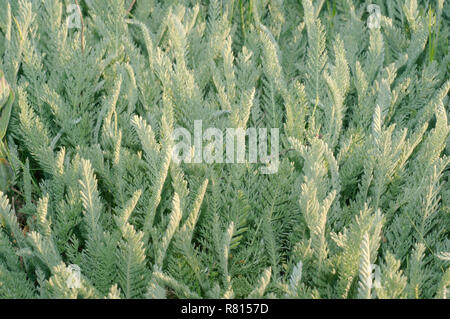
top-left (126, 0), bottom-right (136, 16)
top-left (74, 0), bottom-right (85, 52)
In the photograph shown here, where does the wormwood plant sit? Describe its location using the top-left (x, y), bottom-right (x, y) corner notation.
top-left (0, 0), bottom-right (449, 299)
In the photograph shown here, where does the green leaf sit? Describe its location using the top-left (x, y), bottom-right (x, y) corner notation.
top-left (0, 72), bottom-right (14, 140)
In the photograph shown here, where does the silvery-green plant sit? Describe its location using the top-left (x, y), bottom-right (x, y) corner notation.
top-left (0, 0), bottom-right (448, 299)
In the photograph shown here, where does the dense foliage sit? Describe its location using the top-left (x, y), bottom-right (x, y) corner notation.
top-left (0, 0), bottom-right (449, 299)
